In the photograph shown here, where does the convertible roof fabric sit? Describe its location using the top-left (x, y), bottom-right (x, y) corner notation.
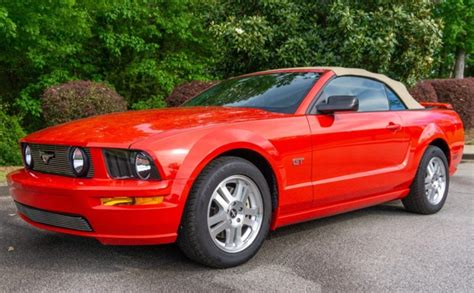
top-left (260, 67), bottom-right (424, 109)
top-left (320, 67), bottom-right (423, 109)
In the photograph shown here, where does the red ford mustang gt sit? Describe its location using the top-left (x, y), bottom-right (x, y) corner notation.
top-left (8, 67), bottom-right (464, 267)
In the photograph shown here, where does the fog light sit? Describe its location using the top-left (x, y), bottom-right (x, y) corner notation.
top-left (101, 197), bottom-right (134, 206)
top-left (101, 196), bottom-right (164, 206)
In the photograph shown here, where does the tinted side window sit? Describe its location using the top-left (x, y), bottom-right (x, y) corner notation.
top-left (385, 87), bottom-right (407, 110)
top-left (318, 76), bottom-right (389, 112)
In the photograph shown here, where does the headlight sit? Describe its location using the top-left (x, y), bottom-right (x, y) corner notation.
top-left (71, 147), bottom-right (88, 176)
top-left (134, 152), bottom-right (152, 180)
top-left (103, 149), bottom-right (160, 180)
top-left (24, 144), bottom-right (33, 168)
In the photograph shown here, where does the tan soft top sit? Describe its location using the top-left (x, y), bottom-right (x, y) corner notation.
top-left (262, 67), bottom-right (424, 109)
top-left (319, 67), bottom-right (423, 109)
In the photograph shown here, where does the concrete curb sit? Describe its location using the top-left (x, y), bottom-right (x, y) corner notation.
top-left (464, 145), bottom-right (474, 160)
top-left (463, 153), bottom-right (474, 160)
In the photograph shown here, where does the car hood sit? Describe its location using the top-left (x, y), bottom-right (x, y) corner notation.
top-left (23, 107), bottom-right (286, 148)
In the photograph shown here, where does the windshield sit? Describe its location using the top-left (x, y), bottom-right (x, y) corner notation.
top-left (183, 72), bottom-right (320, 114)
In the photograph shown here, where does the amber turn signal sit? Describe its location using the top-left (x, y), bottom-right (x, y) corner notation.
top-left (101, 196), bottom-right (163, 206)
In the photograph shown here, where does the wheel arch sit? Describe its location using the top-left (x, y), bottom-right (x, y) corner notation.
top-left (428, 138), bottom-right (451, 165)
top-left (217, 148), bottom-right (279, 211)
top-left (171, 129), bottom-right (284, 233)
top-left (415, 123), bottom-right (451, 168)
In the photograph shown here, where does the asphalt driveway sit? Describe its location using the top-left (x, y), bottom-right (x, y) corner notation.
top-left (1, 163), bottom-right (473, 292)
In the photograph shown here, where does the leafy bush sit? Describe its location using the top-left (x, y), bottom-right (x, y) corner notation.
top-left (166, 81), bottom-right (218, 107)
top-left (431, 78), bottom-right (474, 130)
top-left (42, 81), bottom-right (127, 126)
top-left (410, 78), bottom-right (474, 130)
top-left (208, 0), bottom-right (442, 85)
top-left (0, 108), bottom-right (25, 166)
top-left (131, 95), bottom-right (167, 110)
top-left (409, 81), bottom-right (438, 102)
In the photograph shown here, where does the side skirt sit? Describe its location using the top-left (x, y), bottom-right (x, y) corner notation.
top-left (273, 189), bottom-right (409, 229)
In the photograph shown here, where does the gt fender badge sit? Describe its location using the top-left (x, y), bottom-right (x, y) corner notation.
top-left (292, 158), bottom-right (304, 166)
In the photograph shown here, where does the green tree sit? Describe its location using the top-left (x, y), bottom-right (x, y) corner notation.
top-left (435, 0), bottom-right (473, 78)
top-left (0, 0), bottom-right (214, 131)
top-left (0, 0), bottom-right (90, 129)
top-left (208, 0), bottom-right (443, 85)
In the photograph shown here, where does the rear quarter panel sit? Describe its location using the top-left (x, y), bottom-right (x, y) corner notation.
top-left (399, 109), bottom-right (464, 180)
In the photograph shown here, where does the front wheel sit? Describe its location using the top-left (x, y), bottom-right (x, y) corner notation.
top-left (403, 146), bottom-right (449, 214)
top-left (178, 156), bottom-right (272, 268)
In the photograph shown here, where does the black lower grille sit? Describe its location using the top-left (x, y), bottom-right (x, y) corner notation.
top-left (15, 202), bottom-right (93, 232)
top-left (29, 144), bottom-right (94, 177)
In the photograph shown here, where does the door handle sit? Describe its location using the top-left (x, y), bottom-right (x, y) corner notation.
top-left (386, 122), bottom-right (401, 131)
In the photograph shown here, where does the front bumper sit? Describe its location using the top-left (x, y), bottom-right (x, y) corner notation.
top-left (7, 169), bottom-right (184, 245)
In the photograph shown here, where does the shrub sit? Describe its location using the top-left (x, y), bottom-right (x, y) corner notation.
top-left (431, 78), bottom-right (474, 130)
top-left (42, 81), bottom-right (127, 126)
top-left (410, 78), bottom-right (474, 130)
top-left (409, 81), bottom-right (438, 102)
top-left (131, 95), bottom-right (167, 110)
top-left (166, 81), bottom-right (218, 107)
top-left (0, 108), bottom-right (26, 166)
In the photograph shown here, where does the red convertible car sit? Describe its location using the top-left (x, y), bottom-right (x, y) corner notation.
top-left (8, 67), bottom-right (464, 267)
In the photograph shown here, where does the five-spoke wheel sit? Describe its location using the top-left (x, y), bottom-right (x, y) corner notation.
top-left (208, 175), bottom-right (263, 253)
top-left (424, 157), bottom-right (447, 205)
top-left (178, 157), bottom-right (272, 268)
top-left (403, 145), bottom-right (449, 214)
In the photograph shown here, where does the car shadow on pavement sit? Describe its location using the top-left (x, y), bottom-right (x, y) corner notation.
top-left (268, 200), bottom-right (410, 239)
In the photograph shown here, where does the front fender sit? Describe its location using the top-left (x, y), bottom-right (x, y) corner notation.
top-left (175, 128), bottom-right (282, 182)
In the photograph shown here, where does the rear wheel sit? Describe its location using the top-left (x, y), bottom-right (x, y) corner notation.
top-left (403, 146), bottom-right (449, 214)
top-left (178, 156), bottom-right (272, 268)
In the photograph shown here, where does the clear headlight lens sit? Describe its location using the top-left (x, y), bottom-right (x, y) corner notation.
top-left (24, 144), bottom-right (32, 168)
top-left (103, 149), bottom-right (160, 180)
top-left (134, 152), bottom-right (152, 180)
top-left (71, 147), bottom-right (86, 175)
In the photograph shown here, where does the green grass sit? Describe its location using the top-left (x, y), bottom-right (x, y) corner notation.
top-left (0, 166), bottom-right (22, 183)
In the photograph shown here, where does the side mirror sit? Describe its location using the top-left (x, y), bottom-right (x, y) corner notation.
top-left (316, 95), bottom-right (359, 114)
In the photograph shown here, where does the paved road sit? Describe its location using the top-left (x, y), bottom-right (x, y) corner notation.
top-left (1, 163), bottom-right (473, 292)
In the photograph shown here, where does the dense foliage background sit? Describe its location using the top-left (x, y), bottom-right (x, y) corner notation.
top-left (0, 0), bottom-right (472, 165)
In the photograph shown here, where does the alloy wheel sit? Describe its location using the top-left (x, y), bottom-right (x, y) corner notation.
top-left (424, 157), bottom-right (447, 205)
top-left (207, 175), bottom-right (264, 253)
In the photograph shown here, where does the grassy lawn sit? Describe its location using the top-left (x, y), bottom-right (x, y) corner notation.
top-left (0, 166), bottom-right (22, 183)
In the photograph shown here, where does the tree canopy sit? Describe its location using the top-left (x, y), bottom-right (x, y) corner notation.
top-left (434, 0), bottom-right (473, 78)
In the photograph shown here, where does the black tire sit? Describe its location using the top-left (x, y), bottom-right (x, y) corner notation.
top-left (402, 145), bottom-right (449, 214)
top-left (177, 156), bottom-right (272, 268)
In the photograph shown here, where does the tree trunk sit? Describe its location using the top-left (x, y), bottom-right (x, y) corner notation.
top-left (453, 47), bottom-right (465, 79)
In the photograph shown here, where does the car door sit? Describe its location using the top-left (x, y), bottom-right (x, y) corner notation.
top-left (306, 76), bottom-right (411, 207)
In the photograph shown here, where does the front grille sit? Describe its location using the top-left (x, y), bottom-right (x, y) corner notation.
top-left (29, 144), bottom-right (94, 178)
top-left (15, 202), bottom-right (93, 232)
